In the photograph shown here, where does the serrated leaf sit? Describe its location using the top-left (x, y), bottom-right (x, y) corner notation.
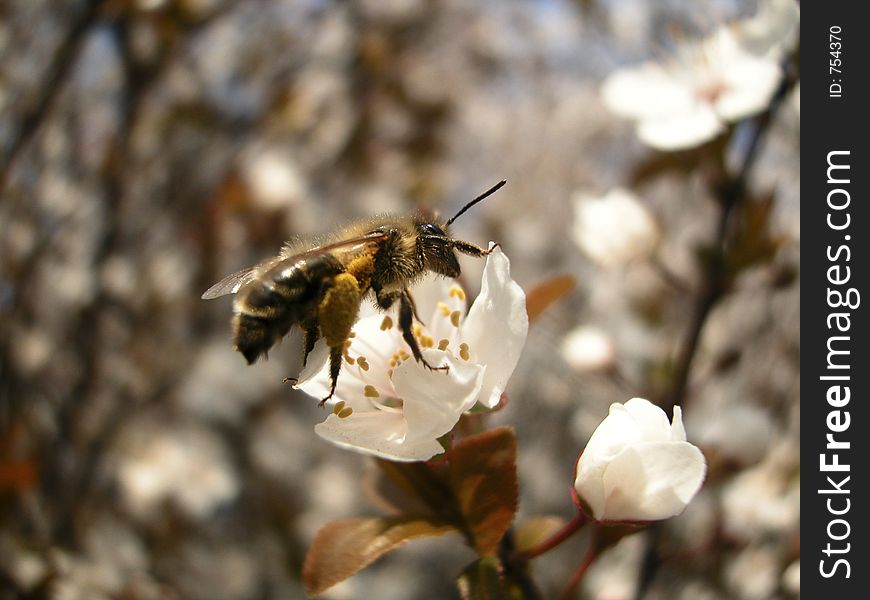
top-left (525, 275), bottom-right (576, 325)
top-left (446, 427), bottom-right (518, 556)
top-left (457, 557), bottom-right (507, 600)
top-left (303, 516), bottom-right (457, 596)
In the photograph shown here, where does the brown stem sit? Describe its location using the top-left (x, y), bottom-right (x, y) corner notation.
top-left (556, 534), bottom-right (601, 600)
top-left (510, 511), bottom-right (588, 564)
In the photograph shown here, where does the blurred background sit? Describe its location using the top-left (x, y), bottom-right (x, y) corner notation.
top-left (0, 0), bottom-right (799, 598)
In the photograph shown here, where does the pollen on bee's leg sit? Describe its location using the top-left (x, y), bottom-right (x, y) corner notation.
top-left (450, 311), bottom-right (462, 327)
top-left (364, 385), bottom-right (379, 398)
top-left (380, 316), bottom-right (393, 330)
top-left (449, 286), bottom-right (466, 301)
top-left (438, 339), bottom-right (450, 351)
top-left (459, 343), bottom-right (470, 361)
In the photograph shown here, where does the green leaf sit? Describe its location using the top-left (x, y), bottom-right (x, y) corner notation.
top-left (446, 427), bottom-right (519, 556)
top-left (302, 516), bottom-right (457, 596)
top-left (457, 557), bottom-right (507, 600)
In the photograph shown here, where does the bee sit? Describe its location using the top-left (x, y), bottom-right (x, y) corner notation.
top-left (202, 180), bottom-right (506, 405)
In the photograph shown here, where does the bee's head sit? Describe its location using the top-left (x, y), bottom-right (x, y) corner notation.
top-left (416, 180), bottom-right (507, 278)
top-left (417, 221), bottom-right (461, 278)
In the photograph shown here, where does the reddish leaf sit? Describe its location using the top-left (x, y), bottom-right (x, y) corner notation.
top-left (373, 459), bottom-right (453, 518)
top-left (446, 427), bottom-right (518, 556)
top-left (303, 516), bottom-right (457, 596)
top-left (525, 275), bottom-right (576, 325)
top-left (457, 557), bottom-right (507, 600)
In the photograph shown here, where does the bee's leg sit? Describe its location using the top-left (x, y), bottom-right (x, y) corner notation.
top-left (452, 240), bottom-right (500, 257)
top-left (301, 319), bottom-right (320, 367)
top-left (398, 288), bottom-right (448, 373)
top-left (319, 345), bottom-right (343, 407)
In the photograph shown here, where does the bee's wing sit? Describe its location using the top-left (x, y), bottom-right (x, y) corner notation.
top-left (201, 230), bottom-right (389, 300)
top-left (301, 230), bottom-right (390, 256)
top-left (201, 266), bottom-right (259, 299)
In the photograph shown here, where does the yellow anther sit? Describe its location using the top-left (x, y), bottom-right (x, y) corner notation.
top-left (459, 342), bottom-right (470, 361)
top-left (332, 401), bottom-right (346, 415)
top-left (449, 286), bottom-right (466, 301)
top-left (343, 352), bottom-right (356, 365)
top-left (399, 350), bottom-right (410, 361)
top-left (437, 302), bottom-right (451, 317)
top-left (337, 406), bottom-right (353, 419)
top-left (380, 316), bottom-right (393, 330)
top-left (364, 385), bottom-right (379, 398)
top-left (412, 323), bottom-right (423, 337)
top-left (438, 339), bottom-right (450, 351)
top-left (450, 311), bottom-right (462, 327)
top-left (421, 335), bottom-right (434, 348)
top-left (357, 356), bottom-right (370, 371)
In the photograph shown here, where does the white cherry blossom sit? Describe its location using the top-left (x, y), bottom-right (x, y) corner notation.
top-left (296, 245), bottom-right (527, 462)
top-left (573, 398), bottom-right (706, 522)
top-left (572, 188), bottom-right (659, 269)
top-left (601, 24), bottom-right (785, 151)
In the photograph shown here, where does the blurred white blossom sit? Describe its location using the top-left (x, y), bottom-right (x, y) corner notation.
top-left (297, 245), bottom-right (528, 461)
top-left (116, 424), bottom-right (239, 519)
top-left (601, 22), bottom-right (785, 150)
top-left (572, 188), bottom-right (659, 269)
top-left (561, 325), bottom-right (616, 372)
top-left (573, 398), bottom-right (706, 522)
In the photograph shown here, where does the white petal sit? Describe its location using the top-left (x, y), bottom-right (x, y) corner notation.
top-left (392, 349), bottom-right (483, 444)
top-left (600, 441), bottom-right (707, 521)
top-left (461, 246), bottom-right (528, 407)
top-left (314, 411), bottom-right (445, 462)
top-left (637, 106), bottom-right (724, 151)
top-left (294, 337), bottom-right (330, 386)
top-left (623, 397), bottom-right (674, 441)
top-left (601, 64), bottom-right (696, 121)
top-left (715, 58), bottom-right (781, 121)
top-left (670, 405), bottom-right (688, 442)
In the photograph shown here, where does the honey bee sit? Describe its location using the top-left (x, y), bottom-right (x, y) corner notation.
top-left (202, 180), bottom-right (506, 405)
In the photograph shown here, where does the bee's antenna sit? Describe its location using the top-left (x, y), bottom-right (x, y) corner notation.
top-left (445, 179), bottom-right (507, 227)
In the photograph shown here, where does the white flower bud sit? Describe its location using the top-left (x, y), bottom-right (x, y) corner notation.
top-left (573, 398), bottom-right (706, 522)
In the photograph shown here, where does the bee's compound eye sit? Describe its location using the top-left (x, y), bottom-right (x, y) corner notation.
top-left (421, 223), bottom-right (446, 236)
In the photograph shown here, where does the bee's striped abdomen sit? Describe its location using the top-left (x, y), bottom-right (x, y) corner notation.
top-left (232, 254), bottom-right (344, 363)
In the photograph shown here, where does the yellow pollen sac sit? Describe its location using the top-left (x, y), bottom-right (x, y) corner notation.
top-left (380, 316), bottom-right (393, 330)
top-left (364, 385), bottom-right (380, 398)
top-left (332, 401), bottom-right (346, 415)
top-left (399, 350), bottom-right (410, 361)
top-left (459, 342), bottom-right (470, 361)
top-left (412, 323), bottom-right (423, 337)
top-left (450, 311), bottom-right (462, 328)
top-left (337, 407), bottom-right (353, 419)
top-left (343, 352), bottom-right (356, 365)
top-left (421, 335), bottom-right (434, 348)
top-left (438, 339), bottom-right (450, 351)
top-left (449, 286), bottom-right (466, 301)
top-left (437, 302), bottom-right (451, 317)
top-left (357, 356), bottom-right (370, 371)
